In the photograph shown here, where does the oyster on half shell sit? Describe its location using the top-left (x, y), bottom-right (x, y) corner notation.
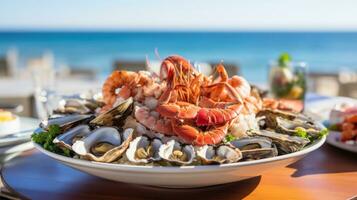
top-left (230, 137), bottom-right (278, 160)
top-left (72, 127), bottom-right (134, 162)
top-left (158, 140), bottom-right (195, 165)
top-left (126, 136), bottom-right (163, 164)
top-left (257, 109), bottom-right (323, 139)
top-left (196, 145), bottom-right (242, 164)
top-left (248, 129), bottom-right (309, 154)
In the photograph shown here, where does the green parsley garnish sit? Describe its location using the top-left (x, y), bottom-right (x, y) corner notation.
top-left (31, 124), bottom-right (73, 157)
top-left (295, 127), bottom-right (308, 139)
top-left (224, 134), bottom-right (236, 143)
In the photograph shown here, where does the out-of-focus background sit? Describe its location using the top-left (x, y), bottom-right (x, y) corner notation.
top-left (1, 0), bottom-right (357, 117)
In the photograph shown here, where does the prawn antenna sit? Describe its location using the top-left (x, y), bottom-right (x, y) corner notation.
top-left (154, 48), bottom-right (161, 61)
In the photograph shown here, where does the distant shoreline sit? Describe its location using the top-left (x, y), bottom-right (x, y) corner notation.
top-left (1, 30), bottom-right (357, 34)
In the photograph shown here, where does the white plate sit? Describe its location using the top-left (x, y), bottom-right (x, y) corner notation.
top-left (305, 96), bottom-right (357, 121)
top-left (0, 117), bottom-right (39, 147)
top-left (326, 131), bottom-right (357, 153)
top-left (0, 141), bottom-right (34, 155)
top-left (33, 135), bottom-right (326, 188)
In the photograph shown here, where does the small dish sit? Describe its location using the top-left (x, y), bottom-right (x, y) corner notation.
top-left (326, 130), bottom-right (357, 153)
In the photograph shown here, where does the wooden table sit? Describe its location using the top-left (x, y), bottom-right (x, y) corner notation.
top-left (1, 143), bottom-right (356, 200)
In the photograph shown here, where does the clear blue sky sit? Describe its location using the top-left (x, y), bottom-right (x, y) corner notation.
top-left (1, 0), bottom-right (357, 31)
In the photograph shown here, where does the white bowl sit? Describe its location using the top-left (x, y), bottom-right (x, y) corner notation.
top-left (33, 135), bottom-right (326, 188)
top-left (0, 115), bottom-right (20, 136)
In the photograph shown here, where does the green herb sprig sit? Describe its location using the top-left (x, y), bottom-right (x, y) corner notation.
top-left (31, 125), bottom-right (72, 157)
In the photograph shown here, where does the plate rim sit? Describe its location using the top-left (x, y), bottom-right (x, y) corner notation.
top-left (33, 134), bottom-right (326, 173)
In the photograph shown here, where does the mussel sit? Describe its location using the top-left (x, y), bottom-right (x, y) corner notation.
top-left (158, 140), bottom-right (195, 165)
top-left (126, 136), bottom-right (163, 164)
top-left (72, 127), bottom-right (134, 162)
top-left (53, 125), bottom-right (92, 149)
top-left (40, 114), bottom-right (93, 131)
top-left (90, 97), bottom-right (133, 126)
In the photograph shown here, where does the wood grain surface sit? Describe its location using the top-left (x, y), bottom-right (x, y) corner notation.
top-left (1, 144), bottom-right (357, 200)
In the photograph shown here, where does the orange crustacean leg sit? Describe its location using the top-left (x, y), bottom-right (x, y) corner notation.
top-left (204, 82), bottom-right (243, 103)
top-left (171, 120), bottom-right (229, 146)
top-left (195, 103), bottom-right (243, 126)
top-left (156, 101), bottom-right (200, 119)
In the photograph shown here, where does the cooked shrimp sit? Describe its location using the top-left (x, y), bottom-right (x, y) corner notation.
top-left (134, 105), bottom-right (174, 136)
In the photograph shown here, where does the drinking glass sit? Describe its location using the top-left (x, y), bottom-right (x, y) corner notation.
top-left (269, 61), bottom-right (308, 109)
top-left (32, 68), bottom-right (57, 120)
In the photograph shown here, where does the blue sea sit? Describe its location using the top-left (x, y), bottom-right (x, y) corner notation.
top-left (0, 31), bottom-right (357, 83)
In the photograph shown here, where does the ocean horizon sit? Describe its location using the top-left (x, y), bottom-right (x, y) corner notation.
top-left (1, 31), bottom-right (357, 83)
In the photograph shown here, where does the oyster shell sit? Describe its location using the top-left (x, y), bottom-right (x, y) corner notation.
top-left (257, 109), bottom-right (322, 139)
top-left (40, 114), bottom-right (93, 131)
top-left (53, 125), bottom-right (92, 149)
top-left (90, 97), bottom-right (133, 126)
top-left (240, 147), bottom-right (278, 160)
top-left (54, 98), bottom-right (102, 114)
top-left (196, 145), bottom-right (242, 164)
top-left (72, 127), bottom-right (133, 162)
top-left (230, 137), bottom-right (272, 150)
top-left (275, 117), bottom-right (321, 139)
top-left (126, 136), bottom-right (162, 164)
top-left (230, 137), bottom-right (278, 160)
top-left (248, 130), bottom-right (309, 154)
top-left (158, 140), bottom-right (195, 165)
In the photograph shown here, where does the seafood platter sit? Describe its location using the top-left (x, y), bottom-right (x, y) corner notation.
top-left (32, 55), bottom-right (327, 187)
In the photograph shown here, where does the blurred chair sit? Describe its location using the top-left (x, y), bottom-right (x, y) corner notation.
top-left (0, 58), bottom-right (9, 77)
top-left (209, 62), bottom-right (240, 76)
top-left (69, 68), bottom-right (97, 80)
top-left (339, 82), bottom-right (357, 98)
top-left (0, 49), bottom-right (18, 77)
top-left (308, 72), bottom-right (340, 96)
top-left (338, 70), bottom-right (357, 98)
top-left (113, 60), bottom-right (147, 72)
top-left (58, 64), bottom-right (97, 80)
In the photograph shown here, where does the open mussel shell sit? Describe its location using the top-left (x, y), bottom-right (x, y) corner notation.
top-left (196, 145), bottom-right (242, 164)
top-left (53, 125), bottom-right (92, 149)
top-left (158, 140), bottom-right (195, 165)
top-left (90, 97), bottom-right (133, 126)
top-left (248, 130), bottom-right (309, 154)
top-left (126, 136), bottom-right (162, 164)
top-left (72, 127), bottom-right (134, 162)
top-left (40, 114), bottom-right (93, 131)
